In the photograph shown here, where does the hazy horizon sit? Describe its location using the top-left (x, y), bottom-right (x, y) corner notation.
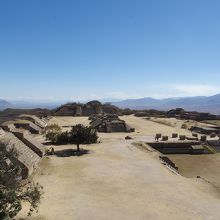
top-left (1, 93), bottom-right (220, 104)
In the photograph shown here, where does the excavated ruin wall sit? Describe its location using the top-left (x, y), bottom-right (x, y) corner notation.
top-left (13, 131), bottom-right (45, 157)
top-left (19, 115), bottom-right (47, 129)
top-left (207, 140), bottom-right (220, 152)
top-left (147, 141), bottom-right (201, 154)
top-left (14, 122), bottom-right (41, 134)
top-left (54, 106), bottom-right (77, 116)
top-left (82, 106), bottom-right (97, 116)
top-left (0, 132), bottom-right (41, 178)
top-left (55, 102), bottom-right (121, 116)
top-left (108, 123), bottom-right (127, 132)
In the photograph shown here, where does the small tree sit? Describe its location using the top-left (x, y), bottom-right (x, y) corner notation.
top-left (55, 131), bottom-right (69, 145)
top-left (42, 124), bottom-right (62, 134)
top-left (43, 124), bottom-right (98, 148)
top-left (43, 124), bottom-right (62, 143)
top-left (69, 124), bottom-right (98, 151)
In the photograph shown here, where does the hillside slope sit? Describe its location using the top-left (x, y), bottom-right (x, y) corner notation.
top-left (0, 99), bottom-right (11, 110)
top-left (113, 94), bottom-right (220, 114)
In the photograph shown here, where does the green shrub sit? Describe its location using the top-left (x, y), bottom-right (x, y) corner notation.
top-left (56, 131), bottom-right (70, 145)
top-left (69, 124), bottom-right (98, 151)
top-left (44, 124), bottom-right (98, 151)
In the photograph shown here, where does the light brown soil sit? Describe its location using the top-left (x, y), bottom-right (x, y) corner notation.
top-left (202, 120), bottom-right (220, 126)
top-left (168, 154), bottom-right (220, 191)
top-left (149, 117), bottom-right (215, 130)
top-left (19, 116), bottom-right (220, 220)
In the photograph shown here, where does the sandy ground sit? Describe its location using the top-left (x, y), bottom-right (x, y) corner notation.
top-left (149, 117), bottom-right (216, 131)
top-left (168, 154), bottom-right (220, 192)
top-left (19, 116), bottom-right (220, 220)
top-left (203, 120), bottom-right (220, 126)
top-left (49, 116), bottom-right (90, 127)
top-left (49, 115), bottom-right (192, 141)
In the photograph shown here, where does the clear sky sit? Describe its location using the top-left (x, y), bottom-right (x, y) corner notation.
top-left (0, 0), bottom-right (220, 101)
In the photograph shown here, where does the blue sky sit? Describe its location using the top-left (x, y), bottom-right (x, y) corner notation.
top-left (0, 0), bottom-right (220, 101)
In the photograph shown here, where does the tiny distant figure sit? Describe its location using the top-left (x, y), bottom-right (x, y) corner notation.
top-left (47, 147), bottom-right (55, 155)
top-left (155, 136), bottom-right (159, 142)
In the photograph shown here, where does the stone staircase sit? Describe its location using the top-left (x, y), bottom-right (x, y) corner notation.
top-left (12, 130), bottom-right (45, 157)
top-left (0, 132), bottom-right (41, 178)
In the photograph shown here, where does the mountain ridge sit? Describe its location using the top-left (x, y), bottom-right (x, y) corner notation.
top-left (0, 99), bottom-right (11, 110)
top-left (112, 94), bottom-right (220, 114)
top-left (1, 94), bottom-right (220, 114)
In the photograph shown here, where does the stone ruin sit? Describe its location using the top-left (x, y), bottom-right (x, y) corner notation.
top-left (0, 129), bottom-right (42, 179)
top-left (54, 100), bottom-right (121, 116)
top-left (167, 108), bottom-right (217, 121)
top-left (18, 114), bottom-right (48, 129)
top-left (190, 125), bottom-right (220, 135)
top-left (1, 115), bottom-right (48, 134)
top-left (0, 114), bottom-right (47, 180)
top-left (89, 114), bottom-right (135, 133)
top-left (12, 129), bottom-right (45, 157)
top-left (148, 141), bottom-right (205, 154)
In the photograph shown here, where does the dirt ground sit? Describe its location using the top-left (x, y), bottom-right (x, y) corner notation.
top-left (168, 154), bottom-right (220, 192)
top-left (202, 120), bottom-right (220, 126)
top-left (149, 117), bottom-right (215, 130)
top-left (19, 116), bottom-right (220, 220)
top-left (49, 115), bottom-right (192, 140)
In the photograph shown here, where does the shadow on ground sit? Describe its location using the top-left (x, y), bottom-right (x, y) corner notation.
top-left (54, 149), bottom-right (90, 157)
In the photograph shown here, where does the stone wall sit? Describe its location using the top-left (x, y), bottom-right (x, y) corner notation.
top-left (12, 130), bottom-right (45, 157)
top-left (0, 132), bottom-right (41, 179)
top-left (147, 141), bottom-right (203, 154)
top-left (54, 101), bottom-right (121, 116)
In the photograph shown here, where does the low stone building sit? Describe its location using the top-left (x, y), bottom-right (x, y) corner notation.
top-left (147, 141), bottom-right (204, 154)
top-left (18, 114), bottom-right (47, 129)
top-left (1, 119), bottom-right (42, 134)
top-left (90, 114), bottom-right (135, 133)
top-left (0, 121), bottom-right (16, 132)
top-left (167, 108), bottom-right (217, 121)
top-left (190, 126), bottom-right (220, 135)
top-left (54, 101), bottom-right (121, 116)
top-left (13, 120), bottom-right (42, 134)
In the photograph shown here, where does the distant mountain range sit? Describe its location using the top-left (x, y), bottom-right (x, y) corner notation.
top-left (1, 94), bottom-right (220, 114)
top-left (0, 99), bottom-right (61, 110)
top-left (0, 99), bottom-right (11, 110)
top-left (112, 94), bottom-right (220, 115)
